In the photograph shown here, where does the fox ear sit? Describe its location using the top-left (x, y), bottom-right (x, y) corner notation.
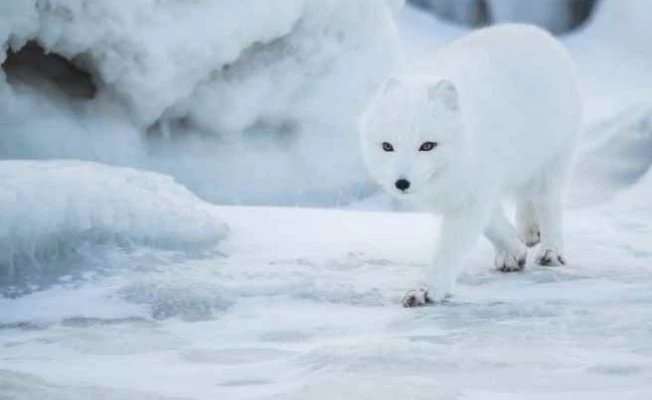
top-left (428, 79), bottom-right (459, 111)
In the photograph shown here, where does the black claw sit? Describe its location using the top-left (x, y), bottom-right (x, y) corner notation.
top-left (538, 250), bottom-right (564, 267)
top-left (404, 296), bottom-right (416, 308)
top-left (403, 289), bottom-right (433, 307)
top-left (423, 291), bottom-right (432, 304)
top-left (498, 258), bottom-right (526, 273)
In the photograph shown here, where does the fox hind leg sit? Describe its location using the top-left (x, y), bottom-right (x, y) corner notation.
top-left (533, 193), bottom-right (566, 266)
top-left (529, 150), bottom-right (573, 266)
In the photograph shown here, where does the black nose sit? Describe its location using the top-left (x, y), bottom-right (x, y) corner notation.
top-left (395, 179), bottom-right (410, 192)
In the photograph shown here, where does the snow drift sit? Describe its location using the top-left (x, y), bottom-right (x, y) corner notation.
top-left (0, 0), bottom-right (404, 205)
top-left (0, 160), bottom-right (227, 286)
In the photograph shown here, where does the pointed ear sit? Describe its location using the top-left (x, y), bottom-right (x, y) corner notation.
top-left (428, 79), bottom-right (459, 111)
top-left (380, 76), bottom-right (402, 95)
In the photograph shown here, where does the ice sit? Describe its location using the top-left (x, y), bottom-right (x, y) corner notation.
top-left (0, 160), bottom-right (227, 286)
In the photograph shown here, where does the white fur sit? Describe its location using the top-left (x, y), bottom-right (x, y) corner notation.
top-left (359, 25), bottom-right (582, 304)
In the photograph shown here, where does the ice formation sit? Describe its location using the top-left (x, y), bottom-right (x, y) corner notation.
top-left (0, 160), bottom-right (227, 283)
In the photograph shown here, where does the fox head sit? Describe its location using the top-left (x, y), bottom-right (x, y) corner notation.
top-left (359, 76), bottom-right (466, 199)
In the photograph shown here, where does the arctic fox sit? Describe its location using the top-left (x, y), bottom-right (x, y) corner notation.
top-left (359, 25), bottom-right (582, 307)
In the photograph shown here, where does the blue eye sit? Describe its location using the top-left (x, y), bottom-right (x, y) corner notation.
top-left (382, 142), bottom-right (394, 152)
top-left (419, 141), bottom-right (437, 152)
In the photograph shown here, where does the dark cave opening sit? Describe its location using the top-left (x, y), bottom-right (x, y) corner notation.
top-left (2, 41), bottom-right (97, 100)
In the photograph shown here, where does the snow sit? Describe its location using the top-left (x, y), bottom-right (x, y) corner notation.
top-left (401, 0), bottom-right (652, 128)
top-left (1, 0), bottom-right (303, 125)
top-left (0, 160), bottom-right (227, 286)
top-left (2, 2), bottom-right (652, 400)
top-left (2, 200), bottom-right (652, 399)
top-left (564, 0), bottom-right (652, 123)
top-left (397, 6), bottom-right (468, 61)
top-left (0, 0), bottom-right (402, 206)
top-left (1, 1), bottom-right (649, 206)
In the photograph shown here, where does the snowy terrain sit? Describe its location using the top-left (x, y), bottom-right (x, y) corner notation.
top-left (2, 1), bottom-right (652, 399)
top-left (0, 160), bottom-right (227, 289)
top-left (0, 0), bottom-right (403, 205)
top-left (2, 187), bottom-right (652, 399)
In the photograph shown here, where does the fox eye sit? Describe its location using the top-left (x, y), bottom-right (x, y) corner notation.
top-left (419, 141), bottom-right (437, 152)
top-left (382, 142), bottom-right (394, 152)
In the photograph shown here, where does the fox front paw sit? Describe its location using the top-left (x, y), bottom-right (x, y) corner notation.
top-left (401, 288), bottom-right (432, 308)
top-left (401, 288), bottom-right (451, 308)
top-left (536, 248), bottom-right (566, 266)
top-left (495, 248), bottom-right (527, 272)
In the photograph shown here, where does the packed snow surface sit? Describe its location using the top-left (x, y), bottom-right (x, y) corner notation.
top-left (2, 186), bottom-right (652, 398)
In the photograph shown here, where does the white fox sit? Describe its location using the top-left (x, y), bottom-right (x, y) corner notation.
top-left (359, 25), bottom-right (582, 307)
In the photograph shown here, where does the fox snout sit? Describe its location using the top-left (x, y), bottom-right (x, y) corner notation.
top-left (395, 178), bottom-right (410, 192)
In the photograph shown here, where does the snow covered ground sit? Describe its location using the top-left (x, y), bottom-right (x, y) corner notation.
top-left (2, 193), bottom-right (652, 399)
top-left (2, 3), bottom-right (652, 400)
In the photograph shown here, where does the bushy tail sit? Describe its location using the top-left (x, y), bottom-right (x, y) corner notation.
top-left (568, 104), bottom-right (652, 206)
